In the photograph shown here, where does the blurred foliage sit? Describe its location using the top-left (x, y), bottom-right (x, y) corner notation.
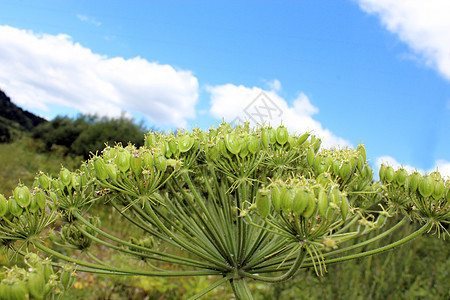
top-left (0, 138), bottom-right (81, 197)
top-left (32, 114), bottom-right (148, 159)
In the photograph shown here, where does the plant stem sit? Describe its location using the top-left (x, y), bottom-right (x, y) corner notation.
top-left (230, 277), bottom-right (254, 300)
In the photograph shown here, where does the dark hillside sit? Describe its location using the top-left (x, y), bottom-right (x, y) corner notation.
top-left (0, 89), bottom-right (47, 142)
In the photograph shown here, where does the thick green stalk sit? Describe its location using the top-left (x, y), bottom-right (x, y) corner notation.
top-left (230, 277), bottom-right (254, 300)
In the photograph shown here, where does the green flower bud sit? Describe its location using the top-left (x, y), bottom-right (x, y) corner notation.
top-left (276, 125), bottom-right (288, 145)
top-left (14, 184), bottom-right (31, 208)
top-left (418, 175), bottom-right (434, 198)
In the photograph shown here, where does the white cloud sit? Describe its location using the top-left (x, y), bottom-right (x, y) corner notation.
top-left (375, 156), bottom-right (450, 180)
top-left (0, 25), bottom-right (198, 127)
top-left (357, 0), bottom-right (450, 81)
top-left (207, 83), bottom-right (351, 148)
top-left (76, 14), bottom-right (102, 26)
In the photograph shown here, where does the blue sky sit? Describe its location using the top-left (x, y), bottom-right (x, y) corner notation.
top-left (0, 0), bottom-right (449, 177)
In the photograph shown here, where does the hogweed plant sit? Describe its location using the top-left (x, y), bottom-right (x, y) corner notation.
top-left (0, 122), bottom-right (449, 299)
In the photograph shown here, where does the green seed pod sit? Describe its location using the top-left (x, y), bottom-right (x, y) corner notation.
top-left (130, 152), bottom-right (143, 174)
top-left (409, 172), bottom-right (420, 192)
top-left (276, 125), bottom-right (288, 145)
top-left (429, 171), bottom-right (441, 181)
top-left (218, 137), bottom-right (231, 158)
top-left (102, 147), bottom-right (117, 161)
top-left (281, 187), bottom-right (294, 214)
top-left (38, 173), bottom-right (49, 189)
top-left (0, 194), bottom-right (8, 217)
top-left (271, 185), bottom-right (282, 212)
top-left (363, 165), bottom-right (374, 181)
top-left (145, 132), bottom-right (157, 148)
top-left (330, 187), bottom-right (341, 206)
top-left (60, 266), bottom-right (76, 291)
top-left (155, 155), bottom-right (167, 173)
top-left (35, 190), bottom-right (46, 210)
top-left (268, 127), bottom-right (277, 145)
top-left (445, 184), bottom-right (450, 202)
top-left (296, 132), bottom-right (310, 147)
top-left (306, 146), bottom-right (315, 167)
top-left (256, 189), bottom-right (271, 218)
top-left (143, 151), bottom-right (154, 170)
top-left (432, 179), bottom-right (445, 200)
top-left (317, 189), bottom-right (329, 217)
top-left (339, 160), bottom-right (352, 179)
top-left (59, 168), bottom-right (72, 187)
top-left (206, 143), bottom-right (219, 160)
top-left (178, 134), bottom-right (195, 153)
top-left (93, 158), bottom-right (108, 181)
top-left (14, 184), bottom-right (31, 208)
top-left (8, 280), bottom-right (29, 300)
top-left (384, 166), bottom-right (395, 183)
top-left (72, 173), bottom-right (81, 191)
top-left (239, 141), bottom-right (249, 158)
top-left (312, 137), bottom-right (322, 153)
top-left (8, 197), bottom-right (23, 217)
top-left (43, 261), bottom-right (54, 282)
top-left (28, 269), bottom-right (45, 299)
top-left (292, 188), bottom-right (311, 216)
top-left (106, 164), bottom-right (118, 181)
top-left (376, 213), bottom-right (387, 228)
top-left (116, 149), bottom-right (131, 173)
top-left (168, 139), bottom-right (178, 155)
top-left (418, 175), bottom-right (434, 198)
top-left (302, 192), bottom-right (316, 218)
top-left (357, 144), bottom-right (366, 162)
top-left (29, 194), bottom-right (39, 213)
top-left (225, 133), bottom-right (241, 155)
top-left (395, 168), bottom-right (408, 186)
top-left (379, 164), bottom-right (386, 182)
top-left (248, 134), bottom-right (260, 154)
top-left (332, 159), bottom-right (342, 175)
top-left (340, 195), bottom-right (349, 219)
top-left (356, 154), bottom-right (364, 172)
top-left (260, 128), bottom-right (269, 150)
